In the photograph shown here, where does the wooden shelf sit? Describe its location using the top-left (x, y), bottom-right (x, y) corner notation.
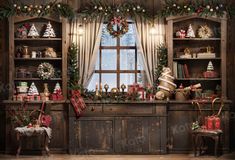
top-left (173, 38), bottom-right (221, 41)
top-left (14, 38), bottom-right (62, 41)
top-left (14, 78), bottom-right (62, 81)
top-left (14, 58), bottom-right (62, 61)
top-left (173, 58), bottom-right (221, 60)
top-left (176, 78), bottom-right (221, 81)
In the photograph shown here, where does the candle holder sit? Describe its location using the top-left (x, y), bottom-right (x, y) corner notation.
top-left (121, 83), bottom-right (126, 93)
top-left (104, 84), bottom-right (109, 94)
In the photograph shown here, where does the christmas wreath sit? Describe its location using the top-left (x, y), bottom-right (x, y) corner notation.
top-left (107, 16), bottom-right (128, 38)
top-left (198, 25), bottom-right (213, 38)
top-left (37, 62), bottom-right (55, 80)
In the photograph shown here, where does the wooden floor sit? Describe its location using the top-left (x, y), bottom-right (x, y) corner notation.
top-left (1, 153), bottom-right (235, 160)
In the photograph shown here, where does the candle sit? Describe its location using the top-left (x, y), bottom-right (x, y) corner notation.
top-left (95, 83), bottom-right (98, 89)
top-left (100, 83), bottom-right (102, 92)
top-left (95, 83), bottom-right (99, 96)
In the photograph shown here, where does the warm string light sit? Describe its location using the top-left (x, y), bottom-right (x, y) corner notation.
top-left (78, 24), bottom-right (84, 36)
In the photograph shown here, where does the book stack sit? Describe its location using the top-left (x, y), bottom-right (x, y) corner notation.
top-left (173, 62), bottom-right (190, 78)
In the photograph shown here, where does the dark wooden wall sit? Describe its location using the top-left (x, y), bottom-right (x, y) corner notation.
top-left (0, 0), bottom-right (235, 150)
top-left (227, 1), bottom-right (235, 150)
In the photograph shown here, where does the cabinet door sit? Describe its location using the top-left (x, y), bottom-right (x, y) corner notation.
top-left (69, 117), bottom-right (114, 154)
top-left (168, 110), bottom-right (197, 152)
top-left (114, 117), bottom-right (164, 154)
top-left (49, 104), bottom-right (68, 152)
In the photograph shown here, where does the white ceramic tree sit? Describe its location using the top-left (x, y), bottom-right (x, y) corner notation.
top-left (43, 21), bottom-right (56, 38)
top-left (207, 61), bottom-right (214, 71)
top-left (27, 24), bottom-right (39, 38)
top-left (28, 82), bottom-right (39, 96)
top-left (186, 24), bottom-right (195, 38)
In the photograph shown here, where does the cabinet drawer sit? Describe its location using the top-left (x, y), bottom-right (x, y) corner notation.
top-left (85, 105), bottom-right (103, 114)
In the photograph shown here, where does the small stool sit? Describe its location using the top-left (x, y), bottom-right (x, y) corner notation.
top-left (15, 126), bottom-right (51, 157)
top-left (192, 129), bottom-right (223, 157)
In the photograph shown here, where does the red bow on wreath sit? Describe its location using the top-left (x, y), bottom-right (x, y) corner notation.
top-left (112, 16), bottom-right (122, 25)
top-left (70, 90), bottom-right (86, 118)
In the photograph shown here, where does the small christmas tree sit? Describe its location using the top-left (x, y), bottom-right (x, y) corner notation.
top-left (28, 82), bottom-right (39, 96)
top-left (43, 22), bottom-right (56, 38)
top-left (154, 44), bottom-right (168, 90)
top-left (53, 82), bottom-right (62, 94)
top-left (186, 24), bottom-right (195, 38)
top-left (207, 61), bottom-right (214, 71)
top-left (27, 24), bottom-right (39, 38)
top-left (68, 43), bottom-right (81, 90)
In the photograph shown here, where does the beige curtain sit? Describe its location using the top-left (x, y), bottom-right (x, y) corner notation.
top-left (134, 17), bottom-right (165, 85)
top-left (70, 17), bottom-right (104, 87)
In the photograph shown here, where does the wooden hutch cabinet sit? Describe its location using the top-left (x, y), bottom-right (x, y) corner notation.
top-left (166, 14), bottom-right (227, 98)
top-left (166, 14), bottom-right (230, 153)
top-left (8, 15), bottom-right (69, 98)
top-left (2, 15), bottom-right (69, 153)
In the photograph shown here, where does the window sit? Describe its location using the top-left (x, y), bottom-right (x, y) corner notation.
top-left (87, 23), bottom-right (144, 91)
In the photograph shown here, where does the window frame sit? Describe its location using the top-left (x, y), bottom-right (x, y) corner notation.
top-left (95, 22), bottom-right (141, 88)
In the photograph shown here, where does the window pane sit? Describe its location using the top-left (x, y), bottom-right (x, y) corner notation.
top-left (101, 50), bottom-right (117, 70)
top-left (120, 24), bottom-right (136, 46)
top-left (120, 73), bottom-right (135, 91)
top-left (137, 52), bottom-right (144, 70)
top-left (87, 73), bottom-right (99, 91)
top-left (95, 51), bottom-right (100, 70)
top-left (137, 73), bottom-right (144, 85)
top-left (101, 24), bottom-right (117, 46)
top-left (102, 74), bottom-right (117, 90)
top-left (120, 49), bottom-right (135, 70)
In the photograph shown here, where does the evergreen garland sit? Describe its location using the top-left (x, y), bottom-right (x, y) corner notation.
top-left (154, 44), bottom-right (168, 90)
top-left (68, 43), bottom-right (81, 90)
top-left (0, 1), bottom-right (74, 20)
top-left (159, 0), bottom-right (235, 18)
top-left (78, 0), bottom-right (150, 21)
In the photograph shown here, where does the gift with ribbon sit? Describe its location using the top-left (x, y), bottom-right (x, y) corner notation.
top-left (192, 98), bottom-right (224, 130)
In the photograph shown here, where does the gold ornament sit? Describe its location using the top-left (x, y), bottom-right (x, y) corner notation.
top-left (111, 88), bottom-right (119, 93)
